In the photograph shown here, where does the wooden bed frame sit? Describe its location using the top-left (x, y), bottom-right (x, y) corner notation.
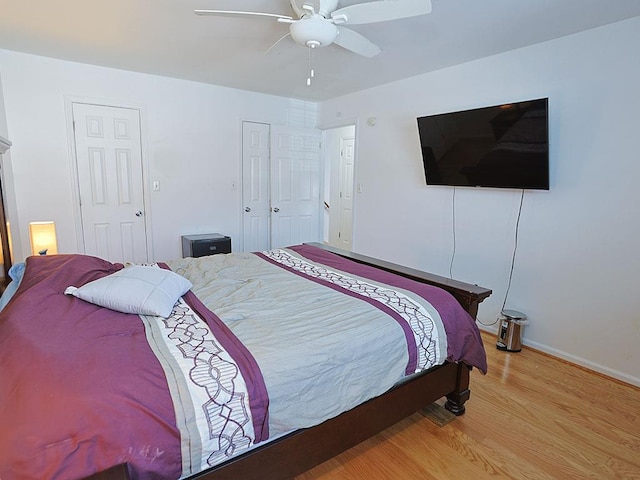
top-left (89, 243), bottom-right (491, 480)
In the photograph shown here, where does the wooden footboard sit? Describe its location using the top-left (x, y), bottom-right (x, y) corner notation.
top-left (89, 244), bottom-right (491, 480)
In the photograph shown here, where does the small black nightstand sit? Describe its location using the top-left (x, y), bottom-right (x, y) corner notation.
top-left (181, 234), bottom-right (231, 258)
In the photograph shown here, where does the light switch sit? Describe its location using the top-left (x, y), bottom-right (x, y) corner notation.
top-left (152, 181), bottom-right (160, 191)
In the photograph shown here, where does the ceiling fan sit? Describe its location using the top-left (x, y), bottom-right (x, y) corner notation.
top-left (194, 0), bottom-right (433, 58)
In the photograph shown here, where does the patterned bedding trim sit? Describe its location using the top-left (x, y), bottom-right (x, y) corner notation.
top-left (255, 248), bottom-right (447, 374)
top-left (141, 265), bottom-right (270, 477)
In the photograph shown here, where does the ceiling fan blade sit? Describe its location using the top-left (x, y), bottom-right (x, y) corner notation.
top-left (334, 27), bottom-right (381, 58)
top-left (331, 0), bottom-right (432, 25)
top-left (265, 32), bottom-right (294, 55)
top-left (194, 9), bottom-right (293, 21)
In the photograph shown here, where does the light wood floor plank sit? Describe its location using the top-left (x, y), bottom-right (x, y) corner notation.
top-left (296, 332), bottom-right (640, 480)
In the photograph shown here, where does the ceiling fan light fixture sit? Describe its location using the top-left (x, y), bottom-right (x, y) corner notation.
top-left (290, 17), bottom-right (338, 47)
top-left (196, 0), bottom-right (433, 79)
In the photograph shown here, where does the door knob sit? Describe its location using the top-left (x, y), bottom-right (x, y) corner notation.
top-left (273, 207), bottom-right (280, 213)
top-left (135, 210), bottom-right (144, 217)
top-left (245, 207), bottom-right (251, 212)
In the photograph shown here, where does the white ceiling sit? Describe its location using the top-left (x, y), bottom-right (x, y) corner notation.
top-left (1, 0), bottom-right (639, 102)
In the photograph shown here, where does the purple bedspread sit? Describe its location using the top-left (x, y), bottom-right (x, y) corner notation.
top-left (0, 254), bottom-right (266, 480)
top-left (0, 255), bottom-right (181, 479)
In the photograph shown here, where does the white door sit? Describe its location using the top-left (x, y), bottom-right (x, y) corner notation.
top-left (324, 125), bottom-right (356, 250)
top-left (270, 126), bottom-right (321, 248)
top-left (241, 122), bottom-right (321, 251)
top-left (337, 136), bottom-right (355, 249)
top-left (72, 103), bottom-right (149, 263)
top-left (241, 122), bottom-right (271, 252)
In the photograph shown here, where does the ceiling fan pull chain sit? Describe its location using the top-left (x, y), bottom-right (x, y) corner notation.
top-left (307, 44), bottom-right (314, 86)
top-left (310, 44), bottom-right (315, 79)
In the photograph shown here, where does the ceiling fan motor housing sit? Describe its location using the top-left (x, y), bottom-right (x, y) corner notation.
top-left (290, 16), bottom-right (338, 47)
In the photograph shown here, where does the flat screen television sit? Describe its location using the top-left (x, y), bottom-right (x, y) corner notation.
top-left (417, 98), bottom-right (549, 190)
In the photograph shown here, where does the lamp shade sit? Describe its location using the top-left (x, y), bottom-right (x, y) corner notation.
top-left (29, 221), bottom-right (58, 255)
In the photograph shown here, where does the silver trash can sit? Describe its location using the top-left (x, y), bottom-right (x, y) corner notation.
top-left (496, 309), bottom-right (528, 352)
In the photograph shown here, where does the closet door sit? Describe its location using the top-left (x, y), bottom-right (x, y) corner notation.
top-left (270, 126), bottom-right (321, 249)
top-left (241, 122), bottom-right (272, 252)
top-left (241, 122), bottom-right (321, 252)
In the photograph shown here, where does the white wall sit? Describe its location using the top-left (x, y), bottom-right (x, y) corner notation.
top-left (0, 49), bottom-right (316, 262)
top-left (319, 17), bottom-right (640, 386)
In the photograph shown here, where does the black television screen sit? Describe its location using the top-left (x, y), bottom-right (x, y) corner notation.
top-left (417, 98), bottom-right (549, 190)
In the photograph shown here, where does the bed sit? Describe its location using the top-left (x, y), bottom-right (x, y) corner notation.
top-left (0, 242), bottom-right (491, 480)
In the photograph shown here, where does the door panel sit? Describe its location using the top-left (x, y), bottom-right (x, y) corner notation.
top-left (73, 103), bottom-right (148, 263)
top-left (270, 126), bottom-right (321, 249)
top-left (242, 122), bottom-right (271, 252)
top-left (338, 136), bottom-right (355, 249)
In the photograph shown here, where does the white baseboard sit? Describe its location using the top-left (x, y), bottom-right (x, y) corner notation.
top-left (477, 326), bottom-right (640, 388)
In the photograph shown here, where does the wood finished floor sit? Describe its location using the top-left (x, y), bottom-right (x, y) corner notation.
top-left (295, 332), bottom-right (640, 480)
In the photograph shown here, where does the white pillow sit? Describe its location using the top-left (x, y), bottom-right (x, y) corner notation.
top-left (65, 265), bottom-right (192, 318)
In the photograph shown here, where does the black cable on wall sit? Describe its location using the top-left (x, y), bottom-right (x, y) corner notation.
top-left (477, 189), bottom-right (525, 327)
top-left (449, 186), bottom-right (456, 279)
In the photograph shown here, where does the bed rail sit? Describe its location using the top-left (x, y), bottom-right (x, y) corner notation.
top-left (306, 242), bottom-right (492, 319)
